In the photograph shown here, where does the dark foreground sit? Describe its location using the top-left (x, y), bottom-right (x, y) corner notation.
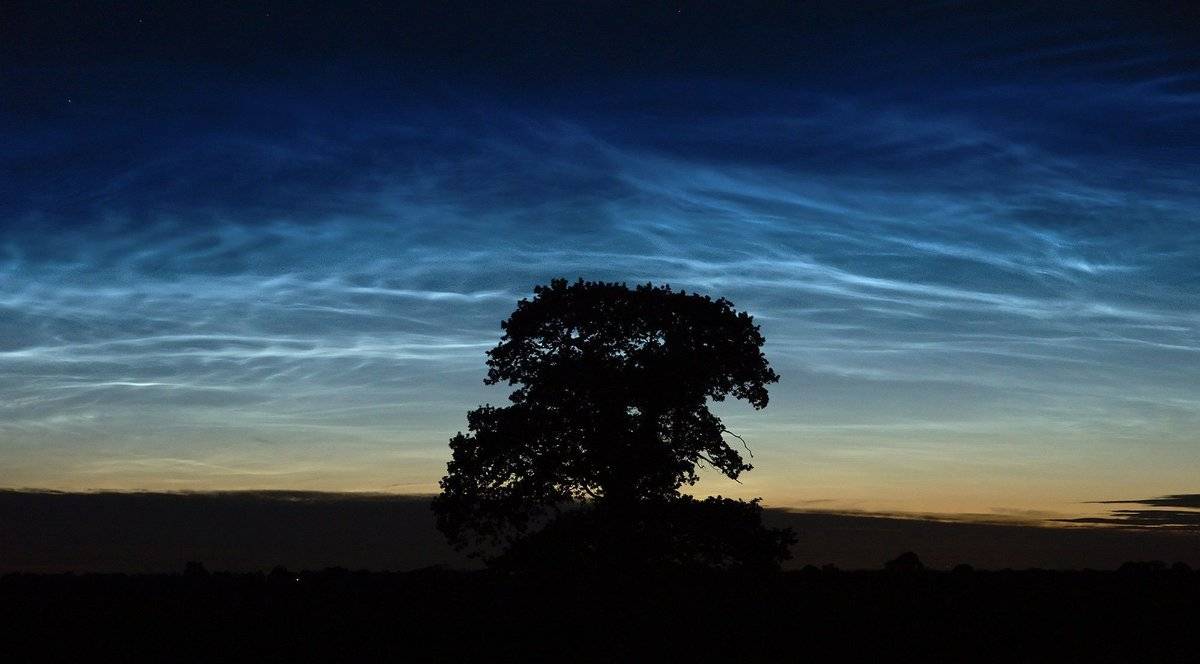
top-left (7, 490), bottom-right (1200, 573)
top-left (4, 565), bottom-right (1198, 662)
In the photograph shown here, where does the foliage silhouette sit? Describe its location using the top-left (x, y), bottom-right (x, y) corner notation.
top-left (885, 551), bottom-right (925, 573)
top-left (433, 278), bottom-right (794, 570)
top-left (492, 495), bottom-right (793, 574)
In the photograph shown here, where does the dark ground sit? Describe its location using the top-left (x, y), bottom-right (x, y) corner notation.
top-left (4, 491), bottom-right (1200, 661)
top-left (4, 490), bottom-right (1199, 572)
top-left (3, 565), bottom-right (1199, 662)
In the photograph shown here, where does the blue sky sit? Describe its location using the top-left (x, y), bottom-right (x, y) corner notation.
top-left (2, 2), bottom-right (1198, 518)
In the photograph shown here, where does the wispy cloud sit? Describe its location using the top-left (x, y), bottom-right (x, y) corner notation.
top-left (1059, 494), bottom-right (1200, 531)
top-left (1, 11), bottom-right (1198, 509)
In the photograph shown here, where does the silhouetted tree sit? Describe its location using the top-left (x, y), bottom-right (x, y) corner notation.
top-left (433, 278), bottom-right (794, 570)
top-left (885, 551), bottom-right (925, 573)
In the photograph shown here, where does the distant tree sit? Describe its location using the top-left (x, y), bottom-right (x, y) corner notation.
top-left (885, 551), bottom-right (925, 573)
top-left (433, 278), bottom-right (794, 571)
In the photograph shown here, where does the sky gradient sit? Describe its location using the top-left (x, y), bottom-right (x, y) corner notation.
top-left (3, 2), bottom-right (1198, 521)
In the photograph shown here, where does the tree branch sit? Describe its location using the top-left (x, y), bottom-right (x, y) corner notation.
top-left (697, 452), bottom-right (743, 484)
top-left (720, 427), bottom-right (753, 458)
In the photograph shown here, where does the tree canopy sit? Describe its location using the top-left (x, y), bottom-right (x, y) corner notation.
top-left (433, 278), bottom-right (792, 570)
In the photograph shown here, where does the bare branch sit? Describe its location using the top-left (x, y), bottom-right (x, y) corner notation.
top-left (721, 427), bottom-right (753, 458)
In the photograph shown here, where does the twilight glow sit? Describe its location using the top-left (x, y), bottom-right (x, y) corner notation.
top-left (2, 3), bottom-right (1198, 521)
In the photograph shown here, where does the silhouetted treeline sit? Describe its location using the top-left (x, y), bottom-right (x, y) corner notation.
top-left (4, 564), bottom-right (1199, 662)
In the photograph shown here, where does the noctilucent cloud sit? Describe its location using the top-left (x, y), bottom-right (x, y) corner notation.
top-left (2, 3), bottom-right (1198, 519)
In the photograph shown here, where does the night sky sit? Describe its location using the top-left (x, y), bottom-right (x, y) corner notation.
top-left (3, 2), bottom-right (1198, 521)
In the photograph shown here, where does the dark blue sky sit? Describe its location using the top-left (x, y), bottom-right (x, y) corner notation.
top-left (2, 1), bottom-right (1198, 518)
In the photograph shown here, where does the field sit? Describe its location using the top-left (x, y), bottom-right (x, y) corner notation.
top-left (4, 565), bottom-right (1198, 662)
top-left (5, 490), bottom-right (1198, 661)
